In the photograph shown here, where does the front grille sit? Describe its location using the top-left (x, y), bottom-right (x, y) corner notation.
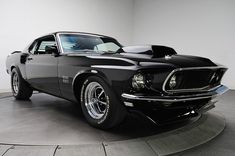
top-left (163, 67), bottom-right (226, 93)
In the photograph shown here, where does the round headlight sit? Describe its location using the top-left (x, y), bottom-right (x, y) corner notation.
top-left (132, 73), bottom-right (145, 90)
top-left (169, 75), bottom-right (177, 89)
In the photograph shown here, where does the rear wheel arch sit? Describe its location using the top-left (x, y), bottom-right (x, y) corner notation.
top-left (11, 65), bottom-right (31, 88)
top-left (11, 66), bottom-right (22, 78)
top-left (11, 68), bottom-right (33, 100)
top-left (11, 66), bottom-right (15, 72)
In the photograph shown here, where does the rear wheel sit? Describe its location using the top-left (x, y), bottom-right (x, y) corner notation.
top-left (80, 76), bottom-right (126, 129)
top-left (11, 68), bottom-right (33, 100)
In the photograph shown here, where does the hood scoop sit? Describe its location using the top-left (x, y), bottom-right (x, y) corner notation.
top-left (118, 45), bottom-right (177, 58)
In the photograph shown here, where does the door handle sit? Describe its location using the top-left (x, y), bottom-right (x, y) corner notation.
top-left (27, 57), bottom-right (33, 61)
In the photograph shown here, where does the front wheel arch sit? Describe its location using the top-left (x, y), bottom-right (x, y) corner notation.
top-left (73, 72), bottom-right (110, 103)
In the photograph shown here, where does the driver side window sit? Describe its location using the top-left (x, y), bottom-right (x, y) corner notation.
top-left (30, 35), bottom-right (56, 55)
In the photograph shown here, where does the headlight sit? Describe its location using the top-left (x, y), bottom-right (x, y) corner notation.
top-left (169, 75), bottom-right (177, 89)
top-left (132, 73), bottom-right (145, 90)
top-left (210, 72), bottom-right (220, 84)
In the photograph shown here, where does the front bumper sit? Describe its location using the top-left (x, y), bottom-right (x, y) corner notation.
top-left (121, 85), bottom-right (228, 106)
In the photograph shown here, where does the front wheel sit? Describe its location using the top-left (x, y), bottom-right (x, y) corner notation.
top-left (80, 76), bottom-right (126, 129)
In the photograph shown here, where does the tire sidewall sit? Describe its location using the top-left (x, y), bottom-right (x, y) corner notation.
top-left (80, 76), bottom-right (119, 128)
top-left (11, 69), bottom-right (21, 97)
top-left (11, 68), bottom-right (32, 100)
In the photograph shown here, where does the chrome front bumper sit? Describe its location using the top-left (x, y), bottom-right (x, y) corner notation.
top-left (121, 85), bottom-right (228, 104)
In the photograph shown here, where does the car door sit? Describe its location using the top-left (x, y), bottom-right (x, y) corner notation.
top-left (25, 35), bottom-right (61, 96)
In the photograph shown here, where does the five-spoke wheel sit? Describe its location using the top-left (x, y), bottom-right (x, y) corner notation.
top-left (12, 72), bottom-right (19, 95)
top-left (80, 76), bottom-right (126, 129)
top-left (84, 82), bottom-right (108, 120)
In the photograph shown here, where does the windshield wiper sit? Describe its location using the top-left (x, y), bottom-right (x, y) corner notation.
top-left (71, 49), bottom-right (116, 54)
top-left (74, 49), bottom-right (95, 52)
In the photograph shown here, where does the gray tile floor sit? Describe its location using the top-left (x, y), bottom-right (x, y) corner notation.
top-left (173, 90), bottom-right (235, 155)
top-left (0, 93), bottom-right (175, 145)
top-left (0, 90), bottom-right (234, 155)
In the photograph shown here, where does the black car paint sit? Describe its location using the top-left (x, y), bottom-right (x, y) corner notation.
top-left (6, 32), bottom-right (227, 120)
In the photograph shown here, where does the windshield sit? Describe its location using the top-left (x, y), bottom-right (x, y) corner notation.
top-left (59, 34), bottom-right (122, 53)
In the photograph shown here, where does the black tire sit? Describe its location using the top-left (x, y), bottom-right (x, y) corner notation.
top-left (11, 68), bottom-right (33, 100)
top-left (80, 76), bottom-right (127, 129)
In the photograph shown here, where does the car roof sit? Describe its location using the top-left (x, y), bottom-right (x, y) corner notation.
top-left (29, 31), bottom-right (119, 49)
top-left (41, 31), bottom-right (113, 39)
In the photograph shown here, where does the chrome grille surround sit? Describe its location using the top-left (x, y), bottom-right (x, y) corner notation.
top-left (162, 66), bottom-right (227, 94)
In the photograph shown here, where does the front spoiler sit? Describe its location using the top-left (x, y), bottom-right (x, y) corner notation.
top-left (121, 85), bottom-right (228, 104)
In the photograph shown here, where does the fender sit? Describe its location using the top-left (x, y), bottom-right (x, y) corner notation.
top-left (72, 69), bottom-right (111, 86)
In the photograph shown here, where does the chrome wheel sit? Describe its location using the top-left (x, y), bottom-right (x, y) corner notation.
top-left (12, 73), bottom-right (19, 94)
top-left (84, 82), bottom-right (108, 119)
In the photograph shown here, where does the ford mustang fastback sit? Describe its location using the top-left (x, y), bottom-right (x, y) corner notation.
top-left (6, 31), bottom-right (228, 129)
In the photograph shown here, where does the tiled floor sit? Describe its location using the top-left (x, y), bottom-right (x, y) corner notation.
top-left (0, 91), bottom-right (233, 156)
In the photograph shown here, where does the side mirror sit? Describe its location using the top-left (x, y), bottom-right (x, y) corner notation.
top-left (45, 45), bottom-right (59, 56)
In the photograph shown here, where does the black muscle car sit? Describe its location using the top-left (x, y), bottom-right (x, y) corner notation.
top-left (6, 31), bottom-right (228, 129)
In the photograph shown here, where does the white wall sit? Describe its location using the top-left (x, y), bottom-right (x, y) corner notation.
top-left (1, 0), bottom-right (235, 90)
top-left (0, 0), bottom-right (134, 90)
top-left (132, 0), bottom-right (235, 89)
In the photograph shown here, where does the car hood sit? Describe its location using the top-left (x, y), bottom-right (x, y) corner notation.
top-left (65, 45), bottom-right (217, 69)
top-left (117, 53), bottom-right (216, 68)
top-left (117, 45), bottom-right (216, 68)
